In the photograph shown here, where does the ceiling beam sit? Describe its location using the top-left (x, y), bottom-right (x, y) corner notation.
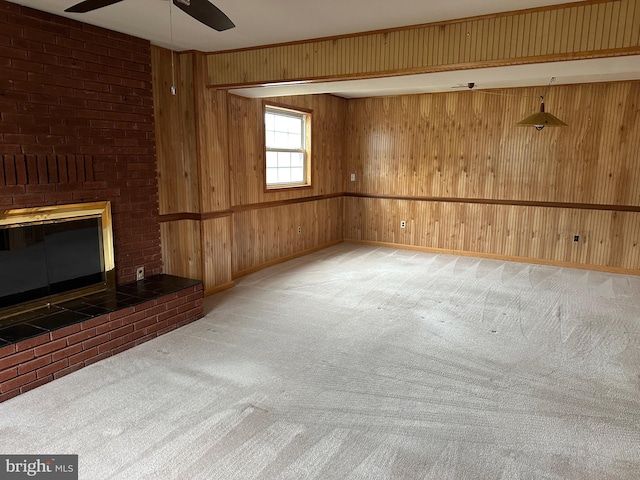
top-left (205, 0), bottom-right (640, 89)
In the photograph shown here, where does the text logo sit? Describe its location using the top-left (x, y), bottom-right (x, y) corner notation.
top-left (0, 455), bottom-right (77, 479)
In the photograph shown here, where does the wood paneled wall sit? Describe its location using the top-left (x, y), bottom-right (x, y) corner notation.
top-left (153, 47), bottom-right (346, 289)
top-left (233, 198), bottom-right (343, 275)
top-left (343, 81), bottom-right (640, 272)
top-left (206, 0), bottom-right (640, 87)
top-left (153, 48), bottom-right (200, 215)
top-left (202, 217), bottom-right (233, 288)
top-left (228, 94), bottom-right (346, 206)
top-left (194, 54), bottom-right (232, 213)
top-left (153, 48), bottom-right (234, 293)
top-left (345, 82), bottom-right (640, 205)
top-left (345, 197), bottom-right (640, 272)
top-left (160, 220), bottom-right (201, 279)
top-left (228, 94), bottom-right (346, 274)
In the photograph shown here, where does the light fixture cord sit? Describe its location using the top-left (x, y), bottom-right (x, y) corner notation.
top-left (541, 76), bottom-right (556, 102)
top-left (169, 0), bottom-right (176, 95)
top-left (469, 76), bottom-right (558, 99)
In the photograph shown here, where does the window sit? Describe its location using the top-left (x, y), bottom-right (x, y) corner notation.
top-left (264, 104), bottom-right (311, 189)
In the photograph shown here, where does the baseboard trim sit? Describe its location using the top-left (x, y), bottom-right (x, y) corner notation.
top-left (233, 240), bottom-right (343, 279)
top-left (344, 239), bottom-right (640, 276)
top-left (204, 281), bottom-right (235, 296)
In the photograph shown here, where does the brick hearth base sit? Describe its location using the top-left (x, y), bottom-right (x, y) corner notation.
top-left (0, 282), bottom-right (203, 403)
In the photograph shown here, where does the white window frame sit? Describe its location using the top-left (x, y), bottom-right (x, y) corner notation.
top-left (264, 104), bottom-right (312, 190)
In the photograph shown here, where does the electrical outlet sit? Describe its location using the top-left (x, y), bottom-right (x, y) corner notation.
top-left (400, 220), bottom-right (406, 229)
top-left (573, 235), bottom-right (580, 242)
top-left (350, 173), bottom-right (356, 181)
top-left (136, 266), bottom-right (144, 281)
top-left (297, 226), bottom-right (302, 234)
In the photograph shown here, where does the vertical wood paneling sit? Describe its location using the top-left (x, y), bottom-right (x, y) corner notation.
top-left (202, 217), bottom-right (233, 289)
top-left (206, 0), bottom-right (640, 87)
top-left (345, 82), bottom-right (640, 206)
top-left (344, 197), bottom-right (640, 270)
top-left (232, 197), bottom-right (343, 275)
top-left (152, 48), bottom-right (200, 215)
top-left (194, 53), bottom-right (231, 212)
top-left (161, 220), bottom-right (202, 280)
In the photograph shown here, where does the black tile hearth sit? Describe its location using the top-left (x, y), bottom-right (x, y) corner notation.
top-left (0, 275), bottom-right (202, 345)
top-left (75, 305), bottom-right (113, 317)
top-left (28, 311), bottom-right (92, 331)
top-left (0, 323), bottom-right (49, 343)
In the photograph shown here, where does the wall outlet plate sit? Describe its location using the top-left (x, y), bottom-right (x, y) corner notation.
top-left (400, 220), bottom-right (406, 229)
top-left (136, 266), bottom-right (144, 281)
top-left (297, 226), bottom-right (302, 234)
top-left (350, 173), bottom-right (356, 181)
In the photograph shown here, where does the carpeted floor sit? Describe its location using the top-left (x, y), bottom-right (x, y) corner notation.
top-left (1, 243), bottom-right (639, 479)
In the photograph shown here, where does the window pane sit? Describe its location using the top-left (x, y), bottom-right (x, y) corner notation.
top-left (266, 168), bottom-right (278, 184)
top-left (286, 134), bottom-right (301, 149)
top-left (291, 167), bottom-right (304, 182)
top-left (291, 153), bottom-right (304, 168)
top-left (286, 116), bottom-right (300, 133)
top-left (266, 151), bottom-right (278, 168)
top-left (278, 168), bottom-right (291, 183)
top-left (274, 132), bottom-right (288, 147)
top-left (277, 152), bottom-right (291, 168)
top-left (274, 114), bottom-right (289, 133)
top-left (265, 113), bottom-right (275, 131)
top-left (266, 131), bottom-right (276, 148)
top-left (266, 109), bottom-right (304, 149)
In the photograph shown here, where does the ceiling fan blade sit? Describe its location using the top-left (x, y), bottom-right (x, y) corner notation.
top-left (65, 0), bottom-right (124, 13)
top-left (173, 0), bottom-right (235, 32)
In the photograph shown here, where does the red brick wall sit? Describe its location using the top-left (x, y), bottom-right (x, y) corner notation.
top-left (0, 1), bottom-right (161, 283)
top-left (0, 284), bottom-right (204, 403)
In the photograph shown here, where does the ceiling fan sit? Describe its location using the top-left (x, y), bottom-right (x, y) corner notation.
top-left (65, 0), bottom-right (235, 32)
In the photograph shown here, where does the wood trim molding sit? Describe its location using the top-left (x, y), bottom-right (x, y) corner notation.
top-left (159, 210), bottom-right (234, 222)
top-left (344, 192), bottom-right (640, 213)
top-left (158, 212), bottom-right (202, 222)
top-left (345, 239), bottom-right (640, 276)
top-left (160, 192), bottom-right (640, 223)
top-left (159, 194), bottom-right (342, 222)
top-left (232, 240), bottom-right (343, 279)
top-left (204, 281), bottom-right (235, 296)
top-left (202, 210), bottom-right (235, 220)
top-left (231, 192), bottom-right (343, 212)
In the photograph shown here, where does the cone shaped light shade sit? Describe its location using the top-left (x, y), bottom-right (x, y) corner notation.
top-left (517, 99), bottom-right (567, 130)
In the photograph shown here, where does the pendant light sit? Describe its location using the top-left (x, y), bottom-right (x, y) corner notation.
top-left (516, 77), bottom-right (567, 131)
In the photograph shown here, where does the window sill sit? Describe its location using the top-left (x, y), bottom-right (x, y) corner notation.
top-left (265, 184), bottom-right (313, 193)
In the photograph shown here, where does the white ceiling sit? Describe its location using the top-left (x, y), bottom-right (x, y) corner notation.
top-left (10, 0), bottom-right (583, 52)
top-left (7, 0), bottom-right (640, 98)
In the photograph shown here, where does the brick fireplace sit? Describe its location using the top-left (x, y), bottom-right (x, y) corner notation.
top-left (0, 0), bottom-right (160, 283)
top-left (0, 1), bottom-right (204, 401)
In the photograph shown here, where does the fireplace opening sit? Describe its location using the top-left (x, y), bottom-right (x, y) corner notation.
top-left (0, 202), bottom-right (115, 320)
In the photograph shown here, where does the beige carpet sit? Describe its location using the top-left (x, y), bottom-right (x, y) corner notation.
top-left (1, 243), bottom-right (639, 479)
